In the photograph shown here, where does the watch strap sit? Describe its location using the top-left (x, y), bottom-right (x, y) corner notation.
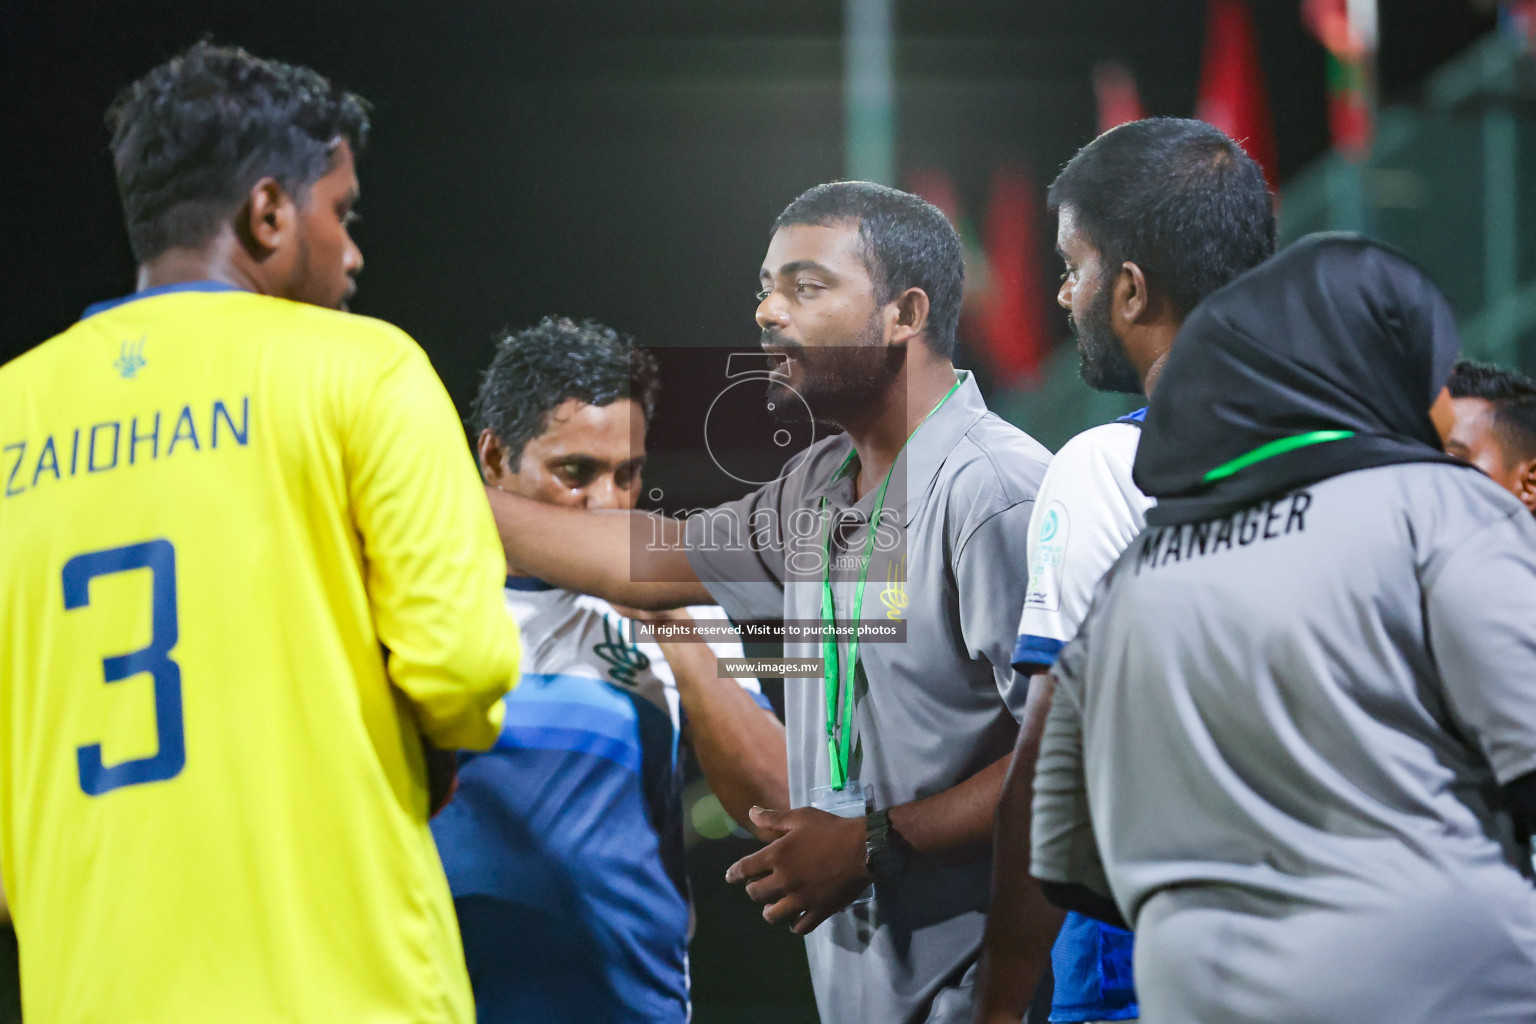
top-left (864, 808), bottom-right (906, 882)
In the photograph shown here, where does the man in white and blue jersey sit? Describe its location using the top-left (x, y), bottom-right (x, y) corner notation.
top-left (974, 119), bottom-right (1275, 1024)
top-left (431, 317), bottom-right (788, 1024)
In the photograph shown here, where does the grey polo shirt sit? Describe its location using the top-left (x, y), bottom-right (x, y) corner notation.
top-left (1034, 463), bottom-right (1536, 1024)
top-left (686, 371), bottom-right (1051, 1024)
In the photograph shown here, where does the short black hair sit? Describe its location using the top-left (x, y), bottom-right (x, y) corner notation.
top-left (772, 181), bottom-right (964, 358)
top-left (106, 41), bottom-right (371, 262)
top-left (1447, 359), bottom-right (1536, 460)
top-left (1048, 117), bottom-right (1276, 317)
top-left (471, 316), bottom-right (662, 464)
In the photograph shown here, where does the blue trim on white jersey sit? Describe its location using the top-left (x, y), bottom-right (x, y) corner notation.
top-left (1116, 407), bottom-right (1148, 425)
top-left (504, 576), bottom-right (558, 591)
top-left (1013, 634), bottom-right (1066, 672)
top-left (81, 280), bottom-right (241, 319)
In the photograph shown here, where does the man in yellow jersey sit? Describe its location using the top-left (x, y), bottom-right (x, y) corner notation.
top-left (0, 42), bottom-right (519, 1023)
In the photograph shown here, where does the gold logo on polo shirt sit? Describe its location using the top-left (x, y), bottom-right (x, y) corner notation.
top-left (880, 556), bottom-right (908, 620)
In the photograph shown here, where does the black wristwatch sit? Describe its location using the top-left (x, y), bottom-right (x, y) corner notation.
top-left (864, 809), bottom-right (910, 883)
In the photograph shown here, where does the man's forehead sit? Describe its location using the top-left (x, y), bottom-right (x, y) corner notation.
top-left (762, 220), bottom-right (866, 273)
top-left (536, 398), bottom-right (643, 447)
top-left (1450, 397), bottom-right (1497, 435)
top-left (1452, 395), bottom-right (1495, 419)
top-left (1447, 397), bottom-right (1501, 454)
top-left (1055, 205), bottom-right (1087, 253)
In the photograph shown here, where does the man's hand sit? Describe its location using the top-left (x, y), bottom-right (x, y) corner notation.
top-left (724, 806), bottom-right (870, 935)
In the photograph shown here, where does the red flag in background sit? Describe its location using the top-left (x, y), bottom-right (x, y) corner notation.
top-left (907, 169), bottom-right (965, 230)
top-left (909, 166), bottom-right (1050, 386)
top-left (1093, 61), bottom-right (1146, 134)
top-left (1303, 0), bottom-right (1377, 158)
top-left (1503, 1), bottom-right (1536, 54)
top-left (974, 165), bottom-right (1050, 386)
top-left (1197, 0), bottom-right (1280, 186)
top-left (909, 167), bottom-right (996, 362)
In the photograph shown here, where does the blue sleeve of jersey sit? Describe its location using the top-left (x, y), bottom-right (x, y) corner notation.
top-left (1013, 634), bottom-right (1066, 674)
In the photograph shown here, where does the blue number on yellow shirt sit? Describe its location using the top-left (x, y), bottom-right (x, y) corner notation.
top-left (63, 539), bottom-right (185, 795)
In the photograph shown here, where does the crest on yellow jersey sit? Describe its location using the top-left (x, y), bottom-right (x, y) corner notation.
top-left (114, 336), bottom-right (147, 379)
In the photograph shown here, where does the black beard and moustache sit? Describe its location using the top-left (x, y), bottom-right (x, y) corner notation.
top-left (1074, 278), bottom-right (1142, 394)
top-left (761, 315), bottom-right (906, 427)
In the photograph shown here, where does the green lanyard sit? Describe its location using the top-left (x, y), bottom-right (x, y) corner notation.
top-left (820, 376), bottom-right (962, 790)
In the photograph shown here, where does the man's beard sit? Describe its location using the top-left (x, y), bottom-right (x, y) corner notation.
top-left (1075, 280), bottom-right (1142, 394)
top-left (762, 314), bottom-right (906, 427)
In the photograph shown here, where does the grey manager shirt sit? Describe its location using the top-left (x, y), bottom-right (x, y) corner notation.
top-left (685, 371), bottom-right (1051, 1024)
top-left (1035, 463), bottom-right (1536, 1024)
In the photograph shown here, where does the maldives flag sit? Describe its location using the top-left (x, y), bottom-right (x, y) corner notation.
top-left (974, 165), bottom-right (1051, 386)
top-left (908, 166), bottom-right (1050, 385)
top-left (1303, 0), bottom-right (1377, 158)
top-left (1196, 0), bottom-right (1280, 187)
top-left (1093, 61), bottom-right (1146, 134)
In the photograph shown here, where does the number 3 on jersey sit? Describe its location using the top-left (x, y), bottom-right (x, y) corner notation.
top-left (63, 539), bottom-right (186, 795)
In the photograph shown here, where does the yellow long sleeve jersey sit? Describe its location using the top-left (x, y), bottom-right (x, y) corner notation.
top-left (0, 283), bottom-right (520, 1023)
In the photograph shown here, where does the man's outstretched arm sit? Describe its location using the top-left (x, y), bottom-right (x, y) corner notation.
top-left (484, 486), bottom-right (712, 610)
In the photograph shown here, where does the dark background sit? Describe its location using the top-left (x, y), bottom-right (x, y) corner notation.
top-left (0, 2), bottom-right (1501, 1020)
top-left (1, 0), bottom-right (1494, 399)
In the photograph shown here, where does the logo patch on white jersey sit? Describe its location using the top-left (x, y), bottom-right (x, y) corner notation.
top-left (1025, 500), bottom-right (1069, 612)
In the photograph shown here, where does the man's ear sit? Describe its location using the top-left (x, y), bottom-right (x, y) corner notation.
top-left (888, 287), bottom-right (931, 348)
top-left (241, 177), bottom-right (295, 258)
top-left (477, 429), bottom-right (514, 486)
top-left (1513, 455), bottom-right (1536, 515)
top-left (1112, 261), bottom-right (1150, 328)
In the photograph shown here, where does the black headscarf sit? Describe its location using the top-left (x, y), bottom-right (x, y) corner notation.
top-left (1133, 233), bottom-right (1466, 526)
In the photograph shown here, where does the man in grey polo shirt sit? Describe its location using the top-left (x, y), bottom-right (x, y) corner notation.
top-left (484, 181), bottom-right (1051, 1023)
